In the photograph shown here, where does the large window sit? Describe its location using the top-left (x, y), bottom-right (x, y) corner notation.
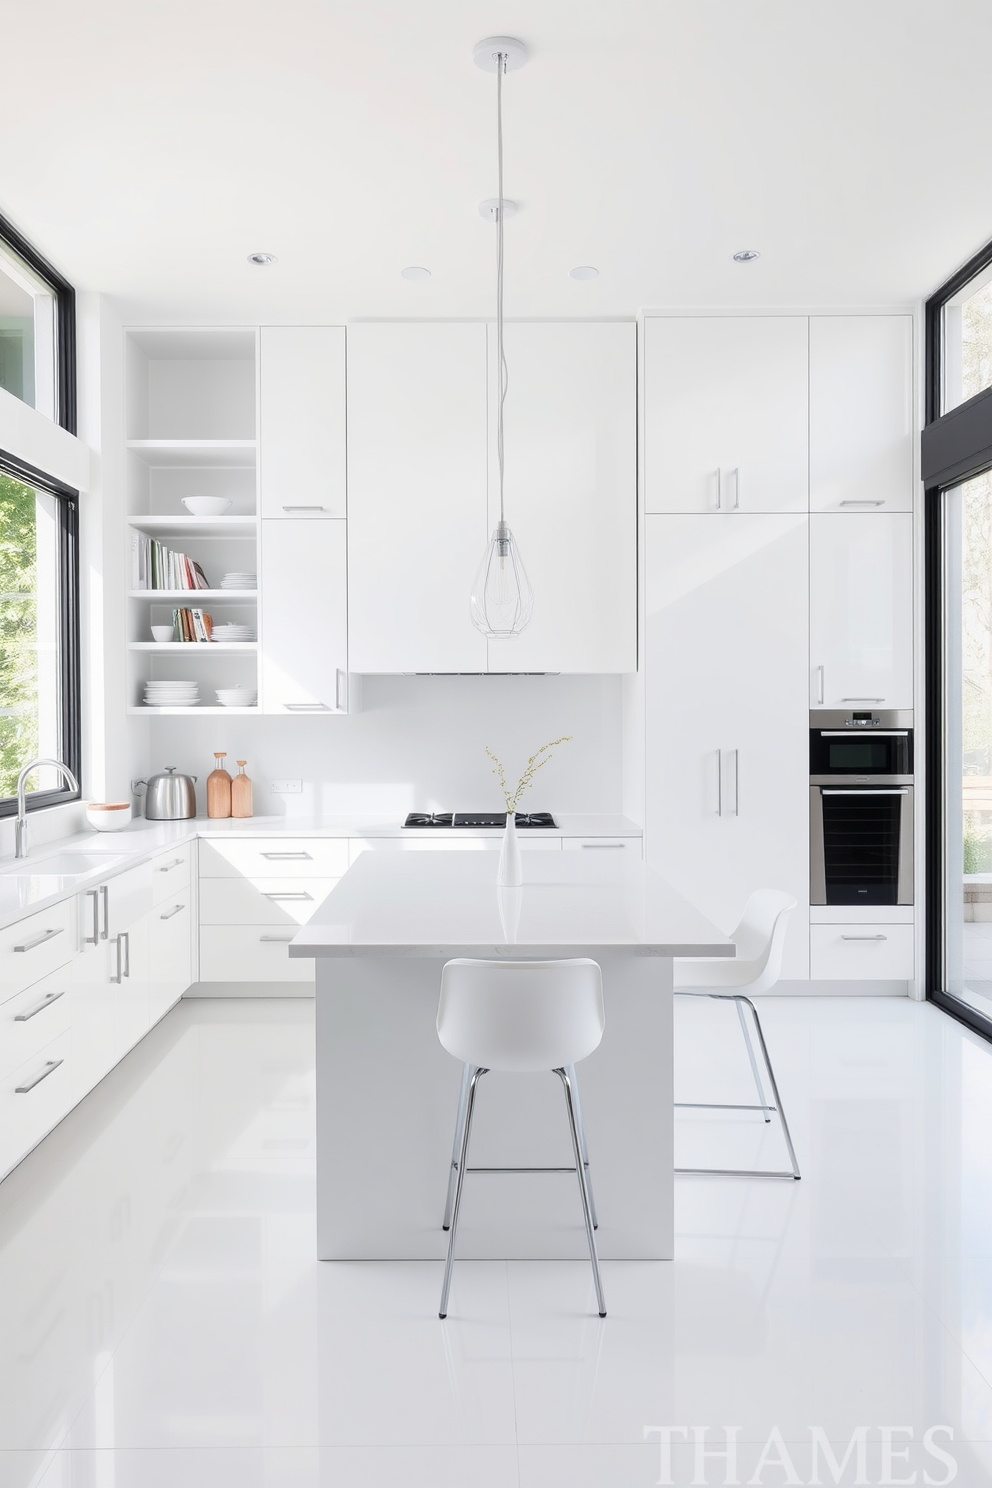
top-left (0, 212), bottom-right (75, 433)
top-left (0, 455), bottom-right (79, 815)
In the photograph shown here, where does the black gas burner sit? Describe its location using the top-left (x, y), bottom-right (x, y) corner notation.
top-left (403, 811), bottom-right (557, 829)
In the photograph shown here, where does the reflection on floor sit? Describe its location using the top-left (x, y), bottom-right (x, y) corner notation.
top-left (1, 995), bottom-right (992, 1487)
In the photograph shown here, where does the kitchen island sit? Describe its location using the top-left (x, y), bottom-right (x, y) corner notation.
top-left (290, 850), bottom-right (733, 1260)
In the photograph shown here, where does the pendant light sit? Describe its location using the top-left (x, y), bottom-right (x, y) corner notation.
top-left (470, 36), bottom-right (534, 640)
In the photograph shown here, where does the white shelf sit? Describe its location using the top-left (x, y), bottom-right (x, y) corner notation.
top-left (127, 515), bottom-right (258, 538)
top-left (127, 440), bottom-right (256, 469)
top-left (128, 706), bottom-right (259, 716)
top-left (129, 642), bottom-right (257, 652)
top-left (129, 590), bottom-right (258, 601)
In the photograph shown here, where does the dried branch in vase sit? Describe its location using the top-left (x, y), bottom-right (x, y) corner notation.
top-left (485, 736), bottom-right (573, 814)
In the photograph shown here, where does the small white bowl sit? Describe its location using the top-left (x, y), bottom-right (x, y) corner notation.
top-left (150, 624), bottom-right (174, 643)
top-left (182, 497), bottom-right (232, 517)
top-left (86, 802), bottom-right (132, 832)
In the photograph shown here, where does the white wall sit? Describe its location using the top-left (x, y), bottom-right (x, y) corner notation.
top-left (144, 674), bottom-right (624, 821)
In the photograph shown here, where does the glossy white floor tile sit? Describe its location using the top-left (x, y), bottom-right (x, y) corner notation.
top-left (2, 995), bottom-right (992, 1488)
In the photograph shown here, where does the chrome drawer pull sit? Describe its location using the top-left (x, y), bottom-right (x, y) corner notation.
top-left (15, 990), bottom-right (65, 1022)
top-left (260, 934), bottom-right (296, 943)
top-left (261, 851), bottom-right (312, 860)
top-left (580, 842), bottom-right (625, 849)
top-left (160, 904), bottom-right (184, 920)
top-left (100, 883), bottom-right (109, 941)
top-left (841, 934), bottom-right (888, 942)
top-left (13, 927), bottom-right (64, 953)
top-left (156, 858), bottom-right (184, 872)
top-left (262, 891), bottom-right (313, 901)
top-left (281, 504), bottom-right (326, 511)
top-left (841, 696), bottom-right (885, 702)
top-left (284, 703), bottom-right (329, 711)
top-left (839, 499), bottom-right (884, 507)
top-left (86, 887), bottom-right (100, 945)
top-left (16, 1058), bottom-right (63, 1093)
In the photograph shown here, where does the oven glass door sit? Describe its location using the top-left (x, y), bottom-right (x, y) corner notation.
top-left (813, 787), bottom-right (912, 905)
top-left (809, 731), bottom-right (913, 776)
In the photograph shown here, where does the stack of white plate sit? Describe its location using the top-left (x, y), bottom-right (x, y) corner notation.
top-left (144, 680), bottom-right (199, 708)
top-left (211, 623), bottom-right (255, 642)
top-left (220, 572), bottom-right (257, 590)
top-left (215, 688), bottom-right (258, 708)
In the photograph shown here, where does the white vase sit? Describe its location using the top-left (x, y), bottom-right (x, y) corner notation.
top-left (497, 811), bottom-right (523, 887)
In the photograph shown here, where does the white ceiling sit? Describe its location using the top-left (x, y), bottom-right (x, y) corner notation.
top-left (4, 0), bottom-right (992, 323)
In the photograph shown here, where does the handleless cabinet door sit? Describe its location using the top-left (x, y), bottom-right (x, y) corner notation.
top-left (347, 323), bottom-right (489, 673)
top-left (260, 519), bottom-right (348, 713)
top-left (810, 316), bottom-right (914, 513)
top-left (644, 316), bottom-right (808, 514)
top-left (259, 327), bottom-right (346, 519)
top-left (810, 513), bottom-right (914, 709)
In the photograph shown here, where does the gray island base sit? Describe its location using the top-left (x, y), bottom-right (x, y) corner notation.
top-left (290, 851), bottom-right (733, 1261)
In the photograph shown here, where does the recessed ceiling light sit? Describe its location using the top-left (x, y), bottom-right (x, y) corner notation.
top-left (401, 266), bottom-right (432, 281)
top-left (569, 265), bottom-right (599, 281)
top-left (732, 249), bottom-right (761, 263)
top-left (247, 252), bottom-right (277, 266)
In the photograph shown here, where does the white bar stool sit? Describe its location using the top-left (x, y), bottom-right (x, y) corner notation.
top-left (436, 957), bottom-right (606, 1320)
top-left (674, 890), bottom-right (801, 1181)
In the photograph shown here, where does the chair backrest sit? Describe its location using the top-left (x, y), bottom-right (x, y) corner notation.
top-left (728, 889), bottom-right (797, 994)
top-left (437, 958), bottom-right (605, 1073)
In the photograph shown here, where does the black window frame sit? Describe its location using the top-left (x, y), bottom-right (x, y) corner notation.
top-left (0, 449), bottom-right (81, 819)
top-left (0, 210), bottom-right (76, 435)
top-left (924, 235), bottom-right (992, 1043)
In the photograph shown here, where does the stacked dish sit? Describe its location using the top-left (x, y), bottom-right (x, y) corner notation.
top-left (220, 572), bottom-right (257, 590)
top-left (211, 623), bottom-right (255, 642)
top-left (215, 688), bottom-right (258, 708)
top-left (143, 680), bottom-right (199, 708)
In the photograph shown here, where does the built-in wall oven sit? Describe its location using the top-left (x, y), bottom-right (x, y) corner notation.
top-left (810, 710), bottom-right (914, 906)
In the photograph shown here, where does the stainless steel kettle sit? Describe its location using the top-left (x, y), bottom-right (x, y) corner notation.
top-left (134, 767), bottom-right (197, 820)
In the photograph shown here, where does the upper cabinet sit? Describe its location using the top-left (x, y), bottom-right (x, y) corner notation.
top-left (260, 519), bottom-right (349, 713)
top-left (809, 316), bottom-right (914, 513)
top-left (644, 316), bottom-right (809, 513)
top-left (347, 321), bottom-right (636, 674)
top-left (259, 327), bottom-right (346, 519)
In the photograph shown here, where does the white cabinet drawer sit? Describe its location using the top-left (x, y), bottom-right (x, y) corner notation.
top-left (104, 861), bottom-right (153, 937)
top-left (199, 838), bottom-right (350, 878)
top-left (349, 837), bottom-right (562, 863)
top-left (0, 898), bottom-right (74, 1002)
top-left (562, 837), bottom-right (642, 857)
top-left (0, 965), bottom-right (72, 1080)
top-left (149, 844), bottom-right (192, 904)
top-left (198, 876), bottom-right (339, 925)
top-left (199, 926), bottom-right (316, 983)
top-left (0, 1030), bottom-right (73, 1180)
top-left (810, 924), bottom-right (915, 980)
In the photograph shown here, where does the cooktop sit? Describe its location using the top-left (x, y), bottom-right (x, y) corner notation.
top-left (403, 811), bottom-right (557, 829)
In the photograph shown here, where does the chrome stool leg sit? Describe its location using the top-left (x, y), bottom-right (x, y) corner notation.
top-left (736, 998), bottom-right (772, 1122)
top-left (443, 1062), bottom-right (474, 1231)
top-left (555, 1067), bottom-right (606, 1317)
top-left (439, 1066), bottom-right (487, 1319)
top-left (565, 1063), bottom-right (599, 1230)
top-left (740, 997), bottom-right (801, 1181)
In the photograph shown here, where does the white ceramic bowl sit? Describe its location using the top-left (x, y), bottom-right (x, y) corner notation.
top-left (150, 624), bottom-right (174, 643)
top-left (182, 497), bottom-right (232, 517)
top-left (86, 802), bottom-right (132, 832)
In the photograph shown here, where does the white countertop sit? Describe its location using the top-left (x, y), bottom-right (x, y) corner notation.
top-left (0, 813), bottom-right (642, 932)
top-left (289, 850), bottom-right (733, 959)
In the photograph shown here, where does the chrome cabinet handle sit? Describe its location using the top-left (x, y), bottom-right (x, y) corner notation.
top-left (13, 927), bottom-right (64, 953)
top-left (160, 904), bottom-right (184, 920)
top-left (336, 669), bottom-right (345, 711)
top-left (714, 468), bottom-right (722, 510)
top-left (262, 891), bottom-right (313, 901)
top-left (580, 842), bottom-right (626, 849)
top-left (729, 467), bottom-right (740, 509)
top-left (122, 931), bottom-right (130, 979)
top-left (733, 747), bottom-right (740, 816)
top-left (840, 499), bottom-right (884, 507)
top-left (284, 703), bottom-right (329, 711)
top-left (86, 888), bottom-right (100, 946)
top-left (261, 852), bottom-right (312, 860)
top-left (16, 1058), bottom-right (63, 1094)
top-left (842, 696), bottom-right (885, 702)
top-left (281, 504), bottom-right (326, 512)
top-left (816, 665), bottom-right (825, 705)
top-left (841, 934), bottom-right (888, 941)
top-left (15, 989), bottom-right (65, 1022)
top-left (111, 931), bottom-right (130, 983)
top-left (260, 933), bottom-right (297, 942)
top-left (100, 884), bottom-right (109, 941)
top-left (156, 858), bottom-right (184, 872)
top-left (717, 748), bottom-right (723, 816)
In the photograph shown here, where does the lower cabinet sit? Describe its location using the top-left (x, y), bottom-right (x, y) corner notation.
top-left (148, 897), bottom-right (193, 1021)
top-left (199, 925), bottom-right (316, 983)
top-left (810, 923), bottom-right (915, 980)
top-left (0, 1029), bottom-right (73, 1180)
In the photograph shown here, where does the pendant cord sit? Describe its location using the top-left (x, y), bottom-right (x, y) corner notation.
top-left (496, 52), bottom-right (508, 528)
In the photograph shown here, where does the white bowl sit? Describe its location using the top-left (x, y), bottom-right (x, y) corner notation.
top-left (182, 497), bottom-right (232, 517)
top-left (150, 624), bottom-right (174, 643)
top-left (86, 802), bottom-right (132, 832)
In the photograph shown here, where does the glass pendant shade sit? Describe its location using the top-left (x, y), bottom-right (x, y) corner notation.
top-left (470, 520), bottom-right (534, 639)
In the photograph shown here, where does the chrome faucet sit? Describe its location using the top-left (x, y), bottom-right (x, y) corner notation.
top-left (15, 758), bottom-right (80, 859)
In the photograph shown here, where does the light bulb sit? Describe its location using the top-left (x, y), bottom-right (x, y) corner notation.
top-left (470, 521), bottom-right (534, 638)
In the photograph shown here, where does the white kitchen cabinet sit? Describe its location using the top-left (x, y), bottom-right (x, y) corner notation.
top-left (259, 327), bottom-right (346, 519)
top-left (199, 838), bottom-right (350, 878)
top-left (644, 316), bottom-right (808, 514)
top-left (112, 912), bottom-right (149, 1061)
top-left (809, 513), bottom-right (914, 709)
top-left (0, 965), bottom-right (72, 1082)
top-left (0, 897), bottom-right (74, 1000)
top-left (199, 926), bottom-right (316, 983)
top-left (810, 923), bottom-right (915, 980)
top-left (0, 1029), bottom-right (73, 1181)
top-left (260, 519), bottom-right (349, 713)
top-left (485, 322), bottom-right (636, 673)
top-left (147, 898), bottom-right (192, 1023)
top-left (809, 316), bottom-right (914, 513)
top-left (199, 876), bottom-right (340, 925)
top-left (71, 937), bottom-right (118, 1096)
top-left (645, 514), bottom-right (810, 978)
top-left (347, 322), bottom-right (489, 674)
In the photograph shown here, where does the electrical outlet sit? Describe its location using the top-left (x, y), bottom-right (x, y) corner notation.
top-left (271, 779), bottom-right (303, 794)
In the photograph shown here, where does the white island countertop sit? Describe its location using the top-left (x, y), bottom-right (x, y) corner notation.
top-left (290, 849), bottom-right (734, 960)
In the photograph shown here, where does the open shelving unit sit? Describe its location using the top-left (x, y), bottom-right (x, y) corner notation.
top-left (125, 328), bottom-right (260, 715)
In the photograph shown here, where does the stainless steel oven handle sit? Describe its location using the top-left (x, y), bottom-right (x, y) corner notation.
top-left (820, 788), bottom-right (908, 795)
top-left (818, 731), bottom-right (909, 737)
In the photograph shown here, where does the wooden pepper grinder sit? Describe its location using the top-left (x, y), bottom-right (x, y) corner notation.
top-left (231, 759), bottom-right (253, 819)
top-left (206, 752), bottom-right (232, 818)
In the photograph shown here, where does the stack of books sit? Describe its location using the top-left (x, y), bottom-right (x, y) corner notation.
top-left (132, 534), bottom-right (210, 590)
top-left (172, 608), bottom-right (214, 642)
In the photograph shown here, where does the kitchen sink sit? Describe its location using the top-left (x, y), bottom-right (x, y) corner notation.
top-left (1, 852), bottom-right (127, 878)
